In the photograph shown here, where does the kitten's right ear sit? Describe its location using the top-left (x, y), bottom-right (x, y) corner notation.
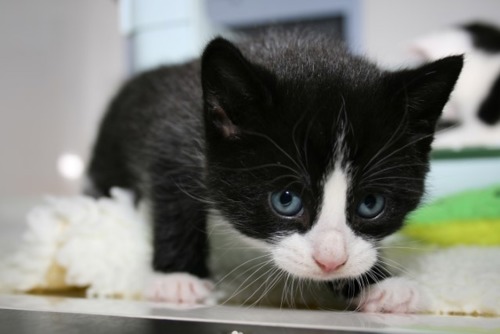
top-left (389, 55), bottom-right (464, 130)
top-left (201, 37), bottom-right (272, 139)
top-left (387, 55), bottom-right (463, 157)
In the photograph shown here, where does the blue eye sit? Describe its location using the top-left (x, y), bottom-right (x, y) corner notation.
top-left (357, 194), bottom-right (385, 219)
top-left (270, 190), bottom-right (303, 217)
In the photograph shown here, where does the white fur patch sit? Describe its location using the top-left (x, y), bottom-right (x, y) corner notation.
top-left (272, 162), bottom-right (377, 281)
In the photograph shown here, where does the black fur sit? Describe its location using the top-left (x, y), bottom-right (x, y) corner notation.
top-left (87, 30), bottom-right (462, 298)
top-left (462, 23), bottom-right (500, 126)
top-left (463, 22), bottom-right (500, 53)
top-left (478, 74), bottom-right (500, 125)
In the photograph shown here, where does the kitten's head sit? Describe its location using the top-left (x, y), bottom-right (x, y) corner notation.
top-left (201, 33), bottom-right (462, 281)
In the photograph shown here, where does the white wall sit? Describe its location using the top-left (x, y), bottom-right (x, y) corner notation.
top-left (361, 0), bottom-right (500, 67)
top-left (0, 0), bottom-right (125, 197)
top-left (124, 0), bottom-right (214, 71)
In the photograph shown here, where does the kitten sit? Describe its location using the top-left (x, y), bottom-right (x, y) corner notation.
top-left (411, 22), bottom-right (500, 149)
top-left (87, 29), bottom-right (462, 312)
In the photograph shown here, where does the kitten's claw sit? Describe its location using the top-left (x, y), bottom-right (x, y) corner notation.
top-left (358, 277), bottom-right (422, 313)
top-left (144, 272), bottom-right (214, 305)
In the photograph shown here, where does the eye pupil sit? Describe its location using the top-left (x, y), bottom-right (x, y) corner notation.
top-left (364, 195), bottom-right (376, 209)
top-left (280, 191), bottom-right (293, 206)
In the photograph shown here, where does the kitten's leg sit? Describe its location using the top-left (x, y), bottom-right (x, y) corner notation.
top-left (145, 272), bottom-right (214, 305)
top-left (144, 174), bottom-right (214, 304)
top-left (342, 263), bottom-right (425, 313)
top-left (356, 277), bottom-right (426, 313)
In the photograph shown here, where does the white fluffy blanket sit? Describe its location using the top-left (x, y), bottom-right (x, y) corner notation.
top-left (0, 189), bottom-right (499, 315)
top-left (0, 189), bottom-right (152, 299)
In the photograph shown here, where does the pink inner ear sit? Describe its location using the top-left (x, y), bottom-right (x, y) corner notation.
top-left (211, 105), bottom-right (240, 138)
top-left (221, 122), bottom-right (239, 138)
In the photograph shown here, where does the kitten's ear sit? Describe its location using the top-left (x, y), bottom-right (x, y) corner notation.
top-left (201, 37), bottom-right (272, 139)
top-left (386, 55), bottom-right (463, 157)
top-left (389, 55), bottom-right (463, 134)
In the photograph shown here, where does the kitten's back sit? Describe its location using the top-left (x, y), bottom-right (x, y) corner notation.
top-left (86, 61), bottom-right (204, 198)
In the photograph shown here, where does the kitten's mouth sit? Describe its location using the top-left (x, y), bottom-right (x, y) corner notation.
top-left (307, 262), bottom-right (372, 282)
top-left (273, 246), bottom-right (377, 282)
top-left (276, 259), bottom-right (354, 282)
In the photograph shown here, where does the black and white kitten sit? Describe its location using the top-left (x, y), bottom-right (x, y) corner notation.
top-left (87, 30), bottom-right (462, 312)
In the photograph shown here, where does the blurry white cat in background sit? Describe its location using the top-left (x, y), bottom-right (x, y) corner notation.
top-left (411, 22), bottom-right (500, 150)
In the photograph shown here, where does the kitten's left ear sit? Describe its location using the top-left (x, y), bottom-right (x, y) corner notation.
top-left (201, 37), bottom-right (273, 140)
top-left (389, 55), bottom-right (463, 134)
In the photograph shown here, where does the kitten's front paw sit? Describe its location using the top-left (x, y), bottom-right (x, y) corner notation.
top-left (358, 277), bottom-right (423, 313)
top-left (144, 272), bottom-right (214, 305)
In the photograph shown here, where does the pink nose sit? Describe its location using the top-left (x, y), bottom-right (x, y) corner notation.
top-left (313, 255), bottom-right (347, 273)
